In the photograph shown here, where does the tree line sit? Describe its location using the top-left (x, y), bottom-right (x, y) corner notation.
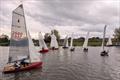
top-left (0, 27), bottom-right (120, 46)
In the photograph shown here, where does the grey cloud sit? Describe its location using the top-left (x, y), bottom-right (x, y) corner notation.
top-left (0, 0), bottom-right (119, 38)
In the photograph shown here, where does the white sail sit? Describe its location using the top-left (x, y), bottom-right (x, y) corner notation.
top-left (50, 33), bottom-right (59, 48)
top-left (83, 32), bottom-right (89, 48)
top-left (106, 36), bottom-right (112, 46)
top-left (38, 32), bottom-right (48, 50)
top-left (63, 35), bottom-right (69, 47)
top-left (66, 39), bottom-right (69, 47)
top-left (9, 4), bottom-right (29, 62)
top-left (28, 32), bottom-right (41, 63)
top-left (101, 25), bottom-right (107, 51)
top-left (70, 34), bottom-right (73, 48)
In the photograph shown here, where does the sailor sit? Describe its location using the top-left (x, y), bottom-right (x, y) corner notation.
top-left (52, 47), bottom-right (55, 50)
top-left (20, 58), bottom-right (29, 67)
top-left (14, 61), bottom-right (20, 70)
top-left (42, 47), bottom-right (44, 50)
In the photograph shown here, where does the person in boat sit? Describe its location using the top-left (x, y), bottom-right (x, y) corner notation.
top-left (42, 47), bottom-right (44, 50)
top-left (52, 47), bottom-right (55, 50)
top-left (20, 58), bottom-right (29, 67)
top-left (14, 61), bottom-right (20, 70)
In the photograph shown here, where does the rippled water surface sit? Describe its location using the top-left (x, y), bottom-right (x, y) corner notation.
top-left (0, 46), bottom-right (120, 80)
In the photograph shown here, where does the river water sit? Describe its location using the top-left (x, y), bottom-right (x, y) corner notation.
top-left (0, 46), bottom-right (120, 80)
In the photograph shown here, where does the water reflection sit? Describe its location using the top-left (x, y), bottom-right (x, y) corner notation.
top-left (0, 47), bottom-right (120, 80)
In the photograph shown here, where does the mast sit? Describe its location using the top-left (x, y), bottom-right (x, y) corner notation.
top-left (102, 25), bottom-right (107, 51)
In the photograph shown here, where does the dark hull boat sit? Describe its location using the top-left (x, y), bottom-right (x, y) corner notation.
top-left (100, 25), bottom-right (109, 56)
top-left (50, 31), bottom-right (59, 50)
top-left (83, 48), bottom-right (88, 52)
top-left (62, 46), bottom-right (69, 49)
top-left (63, 35), bottom-right (69, 49)
top-left (50, 47), bottom-right (59, 50)
top-left (83, 32), bottom-right (89, 52)
top-left (3, 62), bottom-right (42, 73)
top-left (70, 48), bottom-right (75, 51)
top-left (100, 51), bottom-right (108, 56)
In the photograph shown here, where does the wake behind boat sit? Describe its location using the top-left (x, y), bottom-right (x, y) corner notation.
top-left (3, 4), bottom-right (42, 73)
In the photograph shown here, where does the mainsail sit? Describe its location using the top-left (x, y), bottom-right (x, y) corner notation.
top-left (83, 32), bottom-right (89, 48)
top-left (38, 32), bottom-right (48, 50)
top-left (9, 4), bottom-right (29, 62)
top-left (106, 36), bottom-right (112, 46)
top-left (63, 35), bottom-right (68, 47)
top-left (50, 33), bottom-right (58, 48)
top-left (101, 25), bottom-right (107, 51)
top-left (70, 34), bottom-right (73, 48)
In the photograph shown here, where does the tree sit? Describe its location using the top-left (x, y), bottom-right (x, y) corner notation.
top-left (44, 33), bottom-right (51, 43)
top-left (51, 29), bottom-right (60, 41)
top-left (114, 27), bottom-right (120, 43)
top-left (0, 34), bottom-right (9, 46)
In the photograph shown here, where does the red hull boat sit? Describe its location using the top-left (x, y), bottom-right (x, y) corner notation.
top-left (39, 49), bottom-right (49, 53)
top-left (3, 62), bottom-right (43, 73)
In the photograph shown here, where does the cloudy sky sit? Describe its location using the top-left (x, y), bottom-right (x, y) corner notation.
top-left (0, 0), bottom-right (120, 39)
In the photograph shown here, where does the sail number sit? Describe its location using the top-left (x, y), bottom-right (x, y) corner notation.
top-left (12, 31), bottom-right (23, 39)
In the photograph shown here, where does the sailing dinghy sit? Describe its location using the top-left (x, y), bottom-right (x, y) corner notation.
top-left (38, 32), bottom-right (49, 53)
top-left (62, 35), bottom-right (69, 49)
top-left (3, 4), bottom-right (42, 73)
top-left (83, 32), bottom-right (89, 52)
top-left (100, 25), bottom-right (109, 56)
top-left (50, 31), bottom-right (59, 50)
top-left (70, 34), bottom-right (75, 51)
top-left (106, 36), bottom-right (112, 46)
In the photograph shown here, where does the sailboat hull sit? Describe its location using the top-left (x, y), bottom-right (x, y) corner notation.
top-left (106, 45), bottom-right (113, 47)
top-left (70, 48), bottom-right (75, 51)
top-left (83, 48), bottom-right (88, 52)
top-left (3, 62), bottom-right (42, 73)
top-left (100, 51), bottom-right (109, 56)
top-left (62, 46), bottom-right (69, 49)
top-left (50, 47), bottom-right (59, 50)
top-left (39, 49), bottom-right (49, 53)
